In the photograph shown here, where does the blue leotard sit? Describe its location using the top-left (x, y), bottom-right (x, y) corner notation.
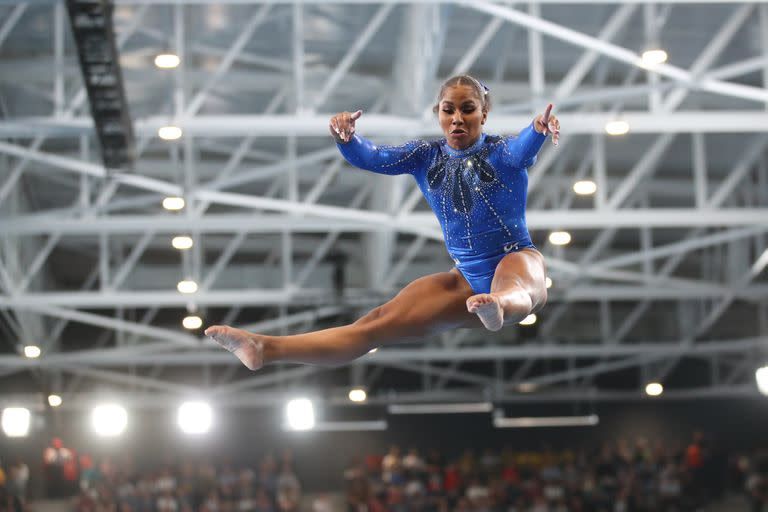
top-left (337, 123), bottom-right (546, 294)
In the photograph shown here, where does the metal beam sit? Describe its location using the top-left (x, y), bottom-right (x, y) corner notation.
top-left (6, 111), bottom-right (768, 138)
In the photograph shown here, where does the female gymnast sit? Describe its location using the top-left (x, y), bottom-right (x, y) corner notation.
top-left (206, 75), bottom-right (560, 370)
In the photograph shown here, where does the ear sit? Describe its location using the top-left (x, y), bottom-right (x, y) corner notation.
top-left (481, 109), bottom-right (488, 125)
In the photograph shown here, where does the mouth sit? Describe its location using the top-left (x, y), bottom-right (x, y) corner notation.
top-left (450, 129), bottom-right (467, 135)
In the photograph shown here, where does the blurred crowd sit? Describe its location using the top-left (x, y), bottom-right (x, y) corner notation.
top-left (69, 452), bottom-right (302, 512)
top-left (342, 434), bottom-right (768, 512)
top-left (2, 431), bottom-right (768, 512)
top-left (0, 457), bottom-right (30, 512)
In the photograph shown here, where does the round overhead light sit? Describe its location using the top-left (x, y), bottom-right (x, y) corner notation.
top-left (519, 314), bottom-right (537, 326)
top-left (645, 382), bottom-right (664, 397)
top-left (177, 280), bottom-right (198, 294)
top-left (48, 395), bottom-right (63, 407)
top-left (348, 388), bottom-right (367, 403)
top-left (182, 315), bottom-right (203, 330)
top-left (92, 404), bottom-right (128, 437)
top-left (177, 401), bottom-right (212, 434)
top-left (549, 231), bottom-right (572, 246)
top-left (285, 398), bottom-right (315, 431)
top-left (24, 345), bottom-right (41, 359)
top-left (158, 126), bottom-right (183, 140)
top-left (2, 408), bottom-right (31, 437)
top-left (640, 49), bottom-right (668, 68)
top-left (162, 197), bottom-right (185, 211)
top-left (172, 236), bottom-right (194, 250)
top-left (573, 180), bottom-right (597, 195)
top-left (756, 366), bottom-right (768, 396)
top-left (605, 120), bottom-right (630, 136)
top-left (154, 53), bottom-right (181, 69)
top-left (545, 277), bottom-right (553, 289)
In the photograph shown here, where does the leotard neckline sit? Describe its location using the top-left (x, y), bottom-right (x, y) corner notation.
top-left (441, 132), bottom-right (487, 158)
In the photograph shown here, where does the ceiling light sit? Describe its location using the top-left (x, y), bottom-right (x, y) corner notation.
top-left (1, 408), bottom-right (31, 437)
top-left (756, 366), bottom-right (768, 396)
top-left (494, 414), bottom-right (599, 428)
top-left (23, 345), bottom-right (41, 358)
top-left (177, 401), bottom-right (212, 434)
top-left (545, 277), bottom-right (552, 289)
top-left (519, 314), bottom-right (537, 326)
top-left (162, 197), bottom-right (185, 211)
top-left (348, 388), bottom-right (367, 403)
top-left (549, 231), bottom-right (571, 246)
top-left (517, 382), bottom-right (537, 393)
top-left (48, 395), bottom-right (62, 407)
top-left (605, 120), bottom-right (630, 136)
top-left (368, 348), bottom-right (378, 354)
top-left (158, 126), bottom-right (182, 140)
top-left (573, 180), bottom-right (597, 195)
top-left (311, 420), bottom-right (387, 432)
top-left (285, 398), bottom-right (315, 431)
top-left (645, 382), bottom-right (663, 397)
top-left (154, 53), bottom-right (180, 69)
top-left (172, 236), bottom-right (194, 250)
top-left (182, 315), bottom-right (203, 330)
top-left (92, 404), bottom-right (128, 437)
top-left (387, 402), bottom-right (493, 414)
top-left (640, 49), bottom-right (668, 68)
top-left (177, 280), bottom-right (198, 294)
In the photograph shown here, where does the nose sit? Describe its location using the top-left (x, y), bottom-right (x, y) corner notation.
top-left (452, 112), bottom-right (463, 124)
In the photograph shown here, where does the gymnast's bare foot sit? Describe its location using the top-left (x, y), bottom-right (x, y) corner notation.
top-left (205, 325), bottom-right (265, 371)
top-left (466, 294), bottom-right (504, 332)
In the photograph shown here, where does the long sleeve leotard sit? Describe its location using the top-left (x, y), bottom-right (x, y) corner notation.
top-left (337, 124), bottom-right (546, 293)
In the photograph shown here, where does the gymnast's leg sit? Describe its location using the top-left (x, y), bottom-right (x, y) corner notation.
top-left (205, 269), bottom-right (481, 370)
top-left (466, 248), bottom-right (548, 332)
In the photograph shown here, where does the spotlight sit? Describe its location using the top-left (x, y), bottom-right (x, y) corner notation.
top-left (548, 231), bottom-right (571, 246)
top-left (640, 49), bottom-right (668, 68)
top-left (519, 314), bottom-right (537, 326)
top-left (23, 345), bottom-right (41, 358)
top-left (1, 408), bottom-right (31, 437)
top-left (154, 53), bottom-right (180, 69)
top-left (177, 280), bottom-right (198, 294)
top-left (182, 315), bottom-right (203, 330)
top-left (348, 388), bottom-right (367, 403)
top-left (756, 366), bottom-right (768, 396)
top-left (573, 180), bottom-right (597, 195)
top-left (48, 395), bottom-right (62, 407)
top-left (177, 401), bottom-right (212, 434)
top-left (545, 277), bottom-right (553, 289)
top-left (285, 398), bottom-right (315, 431)
top-left (92, 404), bottom-right (127, 437)
top-left (158, 126), bottom-right (182, 140)
top-left (172, 236), bottom-right (194, 250)
top-left (645, 382), bottom-right (663, 397)
top-left (605, 120), bottom-right (630, 136)
top-left (368, 348), bottom-right (378, 354)
top-left (162, 197), bottom-right (185, 211)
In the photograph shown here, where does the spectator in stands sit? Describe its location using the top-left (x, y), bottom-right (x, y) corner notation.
top-left (747, 455), bottom-right (768, 512)
top-left (6, 457), bottom-right (29, 511)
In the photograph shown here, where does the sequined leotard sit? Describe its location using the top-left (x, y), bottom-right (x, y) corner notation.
top-left (337, 123), bottom-right (546, 294)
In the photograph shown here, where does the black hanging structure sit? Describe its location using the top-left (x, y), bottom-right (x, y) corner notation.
top-left (66, 0), bottom-right (135, 172)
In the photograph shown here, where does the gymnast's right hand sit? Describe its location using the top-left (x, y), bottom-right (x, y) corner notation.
top-left (329, 109), bottom-right (362, 144)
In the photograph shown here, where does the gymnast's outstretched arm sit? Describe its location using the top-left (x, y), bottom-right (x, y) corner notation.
top-left (330, 110), bottom-right (433, 176)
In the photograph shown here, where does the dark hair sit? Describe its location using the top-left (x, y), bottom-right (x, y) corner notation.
top-left (433, 74), bottom-right (492, 114)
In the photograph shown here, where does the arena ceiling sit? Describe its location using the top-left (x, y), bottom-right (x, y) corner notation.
top-left (0, 0), bottom-right (767, 414)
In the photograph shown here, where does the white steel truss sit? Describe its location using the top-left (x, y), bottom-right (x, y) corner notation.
top-left (0, 0), bottom-right (766, 408)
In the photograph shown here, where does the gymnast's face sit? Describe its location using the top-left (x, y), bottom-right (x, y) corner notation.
top-left (438, 85), bottom-right (487, 150)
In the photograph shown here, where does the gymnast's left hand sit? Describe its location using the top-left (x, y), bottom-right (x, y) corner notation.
top-left (534, 103), bottom-right (560, 146)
